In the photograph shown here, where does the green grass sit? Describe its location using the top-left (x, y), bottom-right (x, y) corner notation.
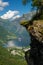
top-left (0, 46), bottom-right (27, 65)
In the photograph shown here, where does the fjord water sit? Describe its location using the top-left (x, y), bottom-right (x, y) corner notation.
top-left (4, 26), bottom-right (31, 48)
top-left (6, 29), bottom-right (31, 48)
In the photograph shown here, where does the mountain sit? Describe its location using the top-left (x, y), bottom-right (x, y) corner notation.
top-left (0, 11), bottom-right (36, 34)
top-left (0, 17), bottom-right (29, 65)
top-left (0, 25), bottom-right (16, 45)
top-left (0, 12), bottom-right (36, 65)
top-left (20, 10), bottom-right (43, 65)
top-left (0, 14), bottom-right (31, 47)
top-left (0, 21), bottom-right (27, 65)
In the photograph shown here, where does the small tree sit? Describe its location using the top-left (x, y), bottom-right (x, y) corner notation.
top-left (22, 0), bottom-right (43, 19)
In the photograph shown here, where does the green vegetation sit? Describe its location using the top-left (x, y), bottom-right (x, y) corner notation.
top-left (22, 0), bottom-right (43, 20)
top-left (0, 46), bottom-right (27, 65)
top-left (22, 0), bottom-right (43, 9)
top-left (20, 20), bottom-right (29, 26)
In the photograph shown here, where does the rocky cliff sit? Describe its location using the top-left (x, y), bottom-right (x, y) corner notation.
top-left (20, 20), bottom-right (43, 65)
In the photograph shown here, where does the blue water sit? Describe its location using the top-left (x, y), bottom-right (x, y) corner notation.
top-left (5, 35), bottom-right (31, 48)
top-left (4, 28), bottom-right (31, 48)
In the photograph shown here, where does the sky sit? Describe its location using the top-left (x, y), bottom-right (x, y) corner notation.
top-left (0, 0), bottom-right (32, 19)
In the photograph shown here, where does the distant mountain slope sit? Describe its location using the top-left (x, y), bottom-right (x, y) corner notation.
top-left (0, 11), bottom-right (35, 34)
top-left (0, 25), bottom-right (16, 45)
top-left (0, 16), bottom-right (31, 47)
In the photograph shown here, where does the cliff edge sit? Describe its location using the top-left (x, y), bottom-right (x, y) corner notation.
top-left (20, 19), bottom-right (43, 65)
top-left (21, 20), bottom-right (43, 43)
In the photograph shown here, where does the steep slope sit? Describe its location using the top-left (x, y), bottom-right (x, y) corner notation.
top-left (21, 20), bottom-right (43, 43)
top-left (0, 25), bottom-right (16, 45)
top-left (20, 17), bottom-right (43, 65)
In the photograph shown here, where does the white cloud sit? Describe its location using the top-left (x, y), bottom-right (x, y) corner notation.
top-left (0, 0), bottom-right (9, 11)
top-left (11, 15), bottom-right (21, 21)
top-left (1, 10), bottom-right (21, 20)
top-left (7, 41), bottom-right (15, 47)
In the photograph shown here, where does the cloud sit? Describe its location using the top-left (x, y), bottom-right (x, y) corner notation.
top-left (11, 15), bottom-right (21, 21)
top-left (1, 10), bottom-right (21, 20)
top-left (0, 0), bottom-right (9, 11)
top-left (7, 41), bottom-right (15, 47)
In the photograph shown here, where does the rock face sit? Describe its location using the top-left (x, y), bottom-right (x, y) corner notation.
top-left (20, 20), bottom-right (43, 65)
top-left (28, 20), bottom-right (43, 43)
